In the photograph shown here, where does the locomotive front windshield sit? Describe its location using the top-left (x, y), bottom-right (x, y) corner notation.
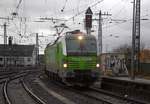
top-left (66, 38), bottom-right (97, 56)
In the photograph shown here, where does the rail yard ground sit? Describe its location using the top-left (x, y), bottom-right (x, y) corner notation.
top-left (0, 66), bottom-right (150, 104)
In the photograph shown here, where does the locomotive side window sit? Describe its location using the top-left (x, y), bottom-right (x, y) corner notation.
top-left (0, 58), bottom-right (2, 61)
top-left (57, 44), bottom-right (59, 53)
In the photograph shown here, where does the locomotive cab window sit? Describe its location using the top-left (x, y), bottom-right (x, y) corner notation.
top-left (66, 37), bottom-right (97, 56)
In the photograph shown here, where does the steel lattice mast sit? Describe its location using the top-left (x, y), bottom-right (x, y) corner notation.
top-left (131, 0), bottom-right (141, 80)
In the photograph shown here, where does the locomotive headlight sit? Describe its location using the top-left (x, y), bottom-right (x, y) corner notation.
top-left (96, 63), bottom-right (100, 68)
top-left (63, 63), bottom-right (67, 68)
top-left (78, 35), bottom-right (83, 40)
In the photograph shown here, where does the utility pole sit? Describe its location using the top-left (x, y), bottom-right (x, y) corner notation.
top-left (135, 0), bottom-right (141, 74)
top-left (4, 22), bottom-right (7, 68)
top-left (4, 23), bottom-right (7, 45)
top-left (98, 11), bottom-right (102, 55)
top-left (97, 11), bottom-right (111, 71)
top-left (94, 11), bottom-right (111, 55)
top-left (131, 0), bottom-right (141, 80)
top-left (36, 33), bottom-right (39, 66)
top-left (97, 11), bottom-right (111, 55)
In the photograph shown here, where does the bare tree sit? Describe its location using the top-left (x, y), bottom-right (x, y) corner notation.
top-left (141, 43), bottom-right (145, 51)
top-left (113, 44), bottom-right (131, 53)
top-left (113, 43), bottom-right (145, 54)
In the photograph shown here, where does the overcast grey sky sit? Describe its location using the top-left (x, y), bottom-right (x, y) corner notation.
top-left (0, 0), bottom-right (150, 53)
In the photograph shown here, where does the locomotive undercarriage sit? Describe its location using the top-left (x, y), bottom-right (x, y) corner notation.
top-left (45, 69), bottom-right (99, 87)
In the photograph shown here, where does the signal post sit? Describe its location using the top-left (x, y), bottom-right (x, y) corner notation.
top-left (85, 7), bottom-right (93, 35)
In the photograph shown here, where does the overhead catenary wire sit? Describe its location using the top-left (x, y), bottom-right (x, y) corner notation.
top-left (61, 0), bottom-right (68, 12)
top-left (16, 0), bottom-right (23, 9)
top-left (51, 0), bottom-right (105, 40)
top-left (12, 0), bottom-right (23, 16)
top-left (1, 0), bottom-right (149, 52)
top-left (103, 14), bottom-right (150, 29)
top-left (111, 0), bottom-right (130, 16)
top-left (40, 0), bottom-right (106, 45)
top-left (64, 0), bottom-right (105, 23)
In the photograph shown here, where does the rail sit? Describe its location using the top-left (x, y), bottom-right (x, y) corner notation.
top-left (21, 79), bottom-right (46, 104)
top-left (3, 72), bottom-right (27, 104)
top-left (51, 80), bottom-right (112, 104)
top-left (3, 80), bottom-right (11, 104)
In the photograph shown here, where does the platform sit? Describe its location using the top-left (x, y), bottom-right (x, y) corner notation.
top-left (101, 76), bottom-right (150, 103)
top-left (103, 76), bottom-right (150, 85)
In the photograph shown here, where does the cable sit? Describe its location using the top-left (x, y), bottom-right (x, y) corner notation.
top-left (12, 0), bottom-right (23, 16)
top-left (111, 0), bottom-right (130, 19)
top-left (12, 20), bottom-right (20, 33)
top-left (63, 1), bottom-right (88, 14)
top-left (77, 0), bottom-right (81, 13)
top-left (103, 14), bottom-right (149, 29)
top-left (50, 0), bottom-right (105, 40)
top-left (16, 0), bottom-right (23, 9)
top-left (64, 0), bottom-right (105, 23)
top-left (61, 0), bottom-right (68, 12)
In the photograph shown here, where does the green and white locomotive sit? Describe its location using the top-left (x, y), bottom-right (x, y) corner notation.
top-left (44, 30), bottom-right (100, 86)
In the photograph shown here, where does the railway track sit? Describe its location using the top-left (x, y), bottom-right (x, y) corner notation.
top-left (3, 71), bottom-right (46, 104)
top-left (3, 72), bottom-right (28, 104)
top-left (44, 74), bottom-right (148, 104)
top-left (21, 79), bottom-right (46, 104)
top-left (0, 72), bottom-right (17, 84)
top-left (0, 71), bottom-right (20, 104)
top-left (0, 71), bottom-right (15, 76)
top-left (46, 78), bottom-right (126, 104)
top-left (65, 86), bottom-right (130, 104)
top-left (0, 69), bottom-right (43, 83)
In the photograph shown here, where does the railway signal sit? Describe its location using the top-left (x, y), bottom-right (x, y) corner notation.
top-left (85, 7), bottom-right (93, 35)
top-left (85, 14), bottom-right (92, 28)
top-left (85, 7), bottom-right (93, 28)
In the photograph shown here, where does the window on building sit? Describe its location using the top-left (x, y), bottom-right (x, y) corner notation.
top-left (28, 58), bottom-right (31, 61)
top-left (0, 58), bottom-right (2, 61)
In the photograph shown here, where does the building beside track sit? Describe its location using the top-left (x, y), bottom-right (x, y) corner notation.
top-left (0, 44), bottom-right (36, 67)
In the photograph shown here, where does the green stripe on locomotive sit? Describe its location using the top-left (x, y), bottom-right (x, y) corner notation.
top-left (65, 56), bottom-right (99, 70)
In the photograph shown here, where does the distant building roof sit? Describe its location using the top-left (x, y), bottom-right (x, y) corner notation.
top-left (102, 53), bottom-right (125, 55)
top-left (0, 44), bottom-right (35, 57)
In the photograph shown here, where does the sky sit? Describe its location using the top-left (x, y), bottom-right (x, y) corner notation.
top-left (0, 0), bottom-right (150, 54)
